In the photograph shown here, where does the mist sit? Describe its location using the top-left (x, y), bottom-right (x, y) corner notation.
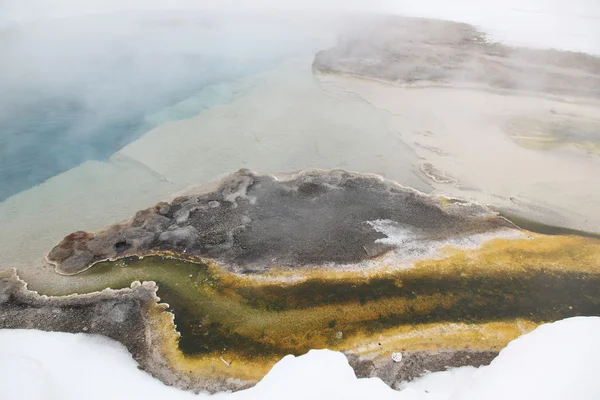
top-left (0, 0), bottom-right (599, 201)
top-left (1, 3), bottom-right (600, 398)
top-left (0, 8), bottom-right (338, 200)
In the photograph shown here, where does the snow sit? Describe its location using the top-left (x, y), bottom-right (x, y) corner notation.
top-left (0, 331), bottom-right (197, 400)
top-left (401, 367), bottom-right (478, 399)
top-left (1, 317), bottom-right (600, 400)
top-left (242, 351), bottom-right (403, 400)
top-left (450, 317), bottom-right (600, 400)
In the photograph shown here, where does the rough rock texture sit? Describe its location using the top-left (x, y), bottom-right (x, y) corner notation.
top-left (0, 268), bottom-right (163, 372)
top-left (46, 169), bottom-right (513, 275)
top-left (0, 267), bottom-right (502, 393)
top-left (313, 16), bottom-right (600, 99)
top-left (0, 268), bottom-right (154, 347)
top-left (0, 268), bottom-right (255, 393)
top-left (347, 350), bottom-right (498, 389)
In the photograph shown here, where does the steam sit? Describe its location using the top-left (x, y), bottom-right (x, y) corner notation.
top-left (0, 8), bottom-right (341, 200)
top-left (0, 0), bottom-right (598, 201)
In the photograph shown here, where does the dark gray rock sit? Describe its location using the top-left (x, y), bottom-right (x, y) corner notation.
top-left (60, 250), bottom-right (95, 275)
top-left (158, 226), bottom-right (199, 248)
top-left (47, 169), bottom-right (511, 275)
top-left (0, 268), bottom-right (156, 367)
top-left (0, 268), bottom-right (253, 394)
top-left (141, 213), bottom-right (172, 232)
top-left (157, 202), bottom-right (171, 216)
top-left (86, 230), bottom-right (123, 257)
top-left (123, 227), bottom-right (156, 248)
top-left (347, 350), bottom-right (497, 389)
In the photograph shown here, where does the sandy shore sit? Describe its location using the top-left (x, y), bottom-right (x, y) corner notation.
top-left (2, 15), bottom-right (600, 290)
top-left (0, 58), bottom-right (427, 290)
top-left (2, 57), bottom-right (600, 292)
top-left (318, 73), bottom-right (600, 233)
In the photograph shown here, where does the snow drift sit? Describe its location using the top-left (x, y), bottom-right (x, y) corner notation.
top-left (1, 317), bottom-right (599, 400)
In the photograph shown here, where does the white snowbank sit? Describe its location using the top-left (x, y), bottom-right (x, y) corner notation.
top-left (237, 351), bottom-right (404, 400)
top-left (0, 329), bottom-right (431, 400)
top-left (1, 317), bottom-right (599, 400)
top-left (0, 331), bottom-right (197, 400)
top-left (451, 316), bottom-right (600, 400)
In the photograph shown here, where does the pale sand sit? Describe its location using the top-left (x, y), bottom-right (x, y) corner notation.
top-left (117, 59), bottom-right (426, 190)
top-left (3, 57), bottom-right (599, 291)
top-left (0, 58), bottom-right (427, 290)
top-left (0, 158), bottom-right (175, 289)
top-left (318, 74), bottom-right (600, 232)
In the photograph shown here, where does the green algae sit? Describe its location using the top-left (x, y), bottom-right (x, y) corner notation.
top-left (56, 255), bottom-right (600, 360)
top-left (495, 210), bottom-right (600, 239)
top-left (506, 116), bottom-right (600, 155)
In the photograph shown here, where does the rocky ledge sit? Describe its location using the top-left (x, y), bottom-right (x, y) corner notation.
top-left (32, 169), bottom-right (600, 393)
top-left (0, 267), bottom-right (500, 393)
top-left (47, 169), bottom-right (513, 275)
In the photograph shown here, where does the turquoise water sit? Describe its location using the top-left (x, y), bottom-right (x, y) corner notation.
top-left (0, 12), bottom-right (311, 201)
top-left (0, 71), bottom-right (253, 201)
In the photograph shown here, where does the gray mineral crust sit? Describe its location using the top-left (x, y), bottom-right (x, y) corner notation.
top-left (313, 16), bottom-right (600, 99)
top-left (46, 169), bottom-right (512, 275)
